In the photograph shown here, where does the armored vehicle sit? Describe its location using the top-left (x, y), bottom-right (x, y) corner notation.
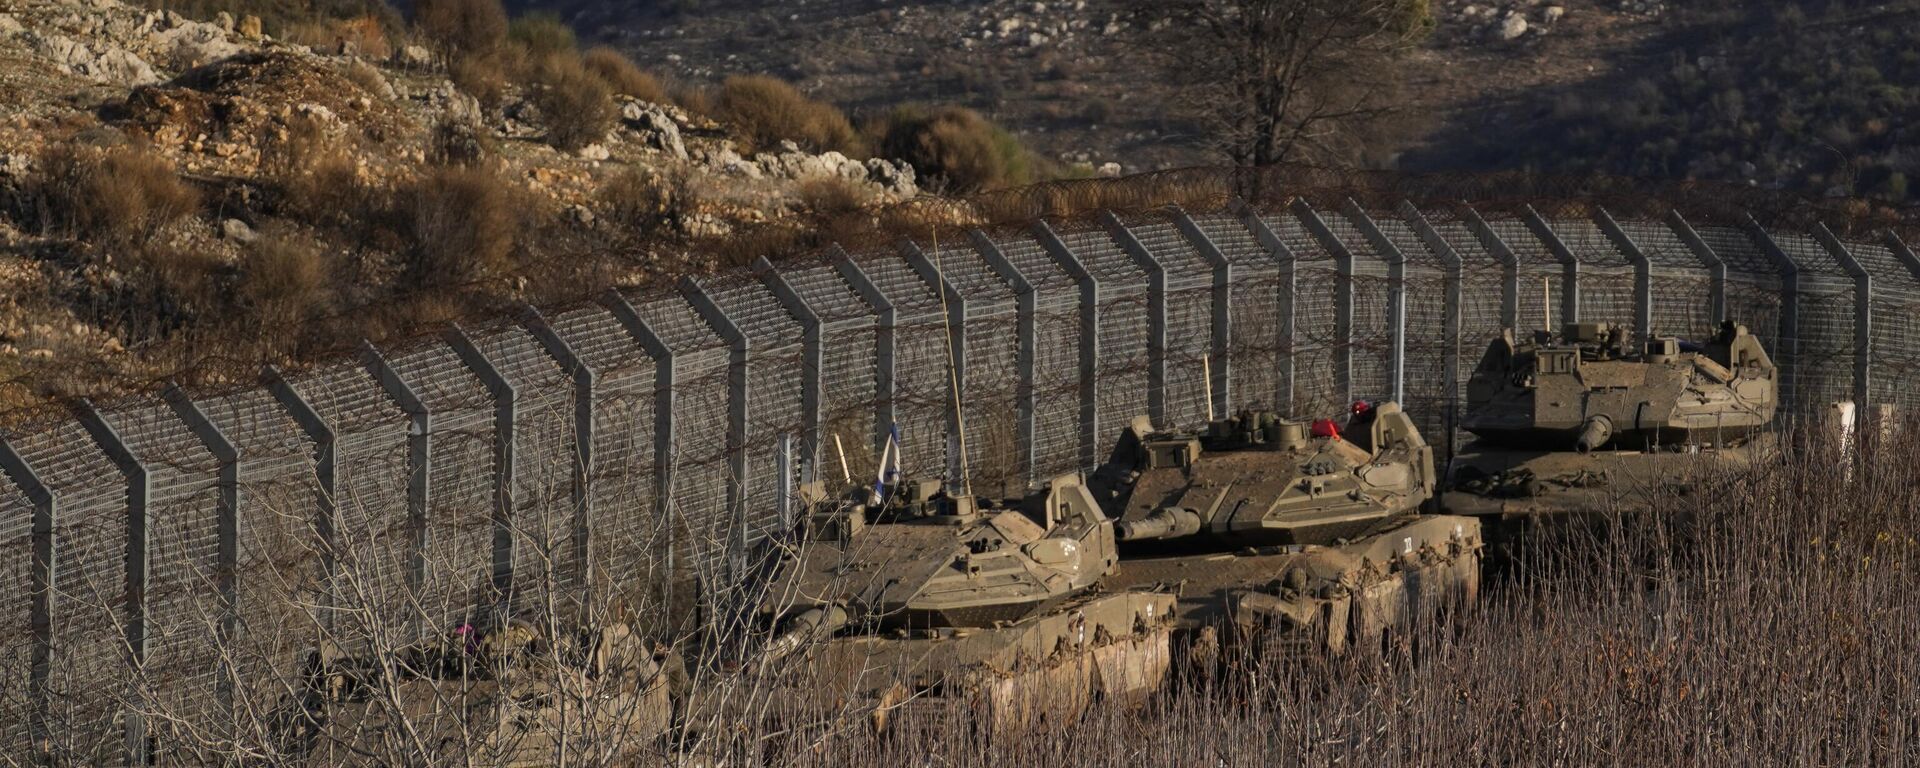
top-left (1093, 404), bottom-right (1482, 661)
top-left (1443, 321), bottom-right (1778, 524)
top-left (294, 622), bottom-right (674, 767)
top-left (745, 475), bottom-right (1173, 735)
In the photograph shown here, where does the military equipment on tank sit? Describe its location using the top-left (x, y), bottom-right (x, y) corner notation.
top-left (743, 474), bottom-right (1173, 735)
top-left (1444, 321), bottom-right (1778, 523)
top-left (292, 621), bottom-right (674, 766)
top-left (1092, 405), bottom-right (1482, 662)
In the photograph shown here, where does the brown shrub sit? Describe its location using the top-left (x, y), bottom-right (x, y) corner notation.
top-left (673, 84), bottom-right (715, 119)
top-left (427, 118), bottom-right (492, 166)
top-left (340, 59), bottom-right (391, 97)
top-left (266, 119), bottom-right (386, 232)
top-left (404, 165), bottom-right (521, 289)
top-left (34, 144), bottom-right (200, 248)
top-left (532, 54), bottom-right (616, 152)
top-left (597, 165), bottom-right (695, 238)
top-left (874, 106), bottom-right (1032, 194)
top-left (286, 14), bottom-right (394, 58)
top-left (715, 75), bottom-right (861, 155)
top-left (798, 176), bottom-right (871, 219)
top-left (582, 46), bottom-right (668, 104)
top-left (449, 54), bottom-right (508, 109)
top-left (508, 12), bottom-right (577, 59)
top-left (412, 0), bottom-right (507, 59)
top-left (238, 227), bottom-right (333, 334)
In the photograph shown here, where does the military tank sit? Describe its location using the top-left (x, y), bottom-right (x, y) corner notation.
top-left (743, 474), bottom-right (1174, 735)
top-left (1092, 403), bottom-right (1483, 662)
top-left (293, 621), bottom-right (675, 766)
top-left (1443, 320), bottom-right (1778, 526)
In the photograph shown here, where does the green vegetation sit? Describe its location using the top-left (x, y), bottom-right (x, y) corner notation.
top-left (874, 106), bottom-right (1034, 194)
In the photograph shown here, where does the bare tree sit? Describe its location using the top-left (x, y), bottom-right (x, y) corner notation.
top-left (1131, 0), bottom-right (1432, 180)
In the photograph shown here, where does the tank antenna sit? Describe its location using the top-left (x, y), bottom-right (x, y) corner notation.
top-left (1202, 354), bottom-right (1216, 421)
top-left (930, 229), bottom-right (975, 500)
top-left (1542, 277), bottom-right (1551, 336)
top-left (832, 432), bottom-right (852, 485)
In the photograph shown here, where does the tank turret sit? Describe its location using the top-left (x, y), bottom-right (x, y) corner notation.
top-left (1096, 402), bottom-right (1436, 547)
top-left (1464, 320), bottom-right (1777, 451)
top-left (758, 473), bottom-right (1119, 659)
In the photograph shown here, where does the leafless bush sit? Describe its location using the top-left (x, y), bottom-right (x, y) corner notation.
top-left (532, 54), bottom-right (616, 152)
top-left (582, 46), bottom-right (669, 105)
top-left (32, 143), bottom-right (200, 248)
top-left (403, 165), bottom-right (521, 289)
top-left (411, 0), bottom-right (507, 61)
top-left (237, 227), bottom-right (333, 336)
top-left (449, 53), bottom-right (509, 110)
top-left (596, 165), bottom-right (695, 240)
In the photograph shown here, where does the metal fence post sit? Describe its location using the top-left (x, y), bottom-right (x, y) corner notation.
top-left (1401, 201), bottom-right (1464, 459)
top-left (834, 250), bottom-right (897, 460)
top-left (1035, 219), bottom-right (1100, 468)
top-left (445, 327), bottom-right (517, 606)
top-left (1294, 200), bottom-right (1355, 405)
top-left (1815, 224), bottom-right (1872, 410)
top-left (1103, 211), bottom-right (1169, 424)
top-left (161, 385), bottom-right (239, 721)
top-left (1595, 207), bottom-right (1654, 339)
top-left (970, 231), bottom-right (1038, 486)
top-left (776, 433), bottom-right (795, 534)
top-left (1237, 199), bottom-right (1296, 410)
top-left (262, 366), bottom-right (335, 638)
top-left (1463, 207), bottom-right (1521, 330)
top-left (522, 308), bottom-right (595, 610)
top-left (361, 342), bottom-right (431, 596)
top-left (1345, 200), bottom-right (1407, 404)
top-left (1175, 208), bottom-right (1233, 417)
top-left (680, 278), bottom-right (751, 581)
top-left (73, 401), bottom-right (149, 766)
top-left (0, 438), bottom-right (54, 758)
top-left (1744, 216), bottom-right (1802, 408)
top-left (1525, 205), bottom-right (1582, 324)
top-left (1668, 210), bottom-right (1728, 325)
top-left (900, 240), bottom-right (970, 483)
top-left (756, 258), bottom-right (824, 473)
top-left (600, 291), bottom-right (676, 600)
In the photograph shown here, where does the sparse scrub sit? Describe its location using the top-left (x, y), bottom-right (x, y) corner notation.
top-left (404, 165), bottom-right (521, 289)
top-left (412, 0), bottom-right (508, 60)
top-left (597, 165), bottom-right (696, 239)
top-left (532, 54), bottom-right (616, 152)
top-left (426, 117), bottom-right (492, 166)
top-left (715, 75), bottom-right (862, 155)
top-left (874, 106), bottom-right (1033, 193)
top-left (583, 46), bottom-right (669, 104)
top-left (449, 53), bottom-right (508, 109)
top-left (32, 144), bottom-right (201, 248)
top-left (237, 227), bottom-right (333, 333)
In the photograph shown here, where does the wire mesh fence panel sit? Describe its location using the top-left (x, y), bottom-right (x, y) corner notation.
top-left (1771, 233), bottom-right (1860, 410)
top-left (782, 265), bottom-right (879, 486)
top-left (470, 324), bottom-right (576, 620)
top-left (1374, 216), bottom-right (1457, 445)
top-left (195, 386), bottom-right (323, 744)
top-left (707, 276), bottom-right (807, 550)
top-left (1124, 216), bottom-right (1219, 431)
top-left (922, 240), bottom-right (1022, 493)
top-left (1187, 212), bottom-right (1284, 415)
top-left (1262, 212), bottom-right (1340, 415)
top-left (1486, 217), bottom-right (1571, 333)
top-left (20, 421), bottom-right (126, 763)
top-left (1321, 214), bottom-right (1392, 405)
top-left (1846, 242), bottom-right (1920, 412)
top-left (1694, 224), bottom-right (1786, 349)
top-left (387, 343), bottom-right (497, 637)
top-left (1548, 219), bottom-right (1639, 330)
top-left (548, 304), bottom-right (664, 618)
top-left (0, 466), bottom-right (33, 757)
top-left (989, 230), bottom-right (1084, 480)
top-left (1057, 225), bottom-right (1151, 457)
top-left (627, 294), bottom-right (731, 609)
top-left (850, 249), bottom-right (949, 478)
top-left (1620, 220), bottom-right (1718, 336)
top-left (1429, 218), bottom-right (1510, 402)
top-left (107, 402), bottom-right (224, 750)
top-left (297, 361), bottom-right (414, 649)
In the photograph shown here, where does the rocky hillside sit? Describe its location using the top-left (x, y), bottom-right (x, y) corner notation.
top-left (0, 0), bottom-right (923, 414)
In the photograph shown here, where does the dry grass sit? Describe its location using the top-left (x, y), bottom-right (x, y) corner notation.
top-left (403, 164), bottom-right (523, 290)
top-left (32, 144), bottom-right (201, 248)
top-left (583, 46), bottom-right (669, 105)
top-left (714, 74), bottom-right (863, 156)
top-left (412, 0), bottom-right (507, 60)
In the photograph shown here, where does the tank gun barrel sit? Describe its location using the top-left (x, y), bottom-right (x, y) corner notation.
top-left (1575, 416), bottom-right (1612, 453)
top-left (1116, 507), bottom-right (1202, 541)
top-left (761, 604), bottom-right (850, 662)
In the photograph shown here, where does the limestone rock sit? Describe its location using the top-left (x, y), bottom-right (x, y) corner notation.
top-left (1497, 15), bottom-right (1528, 40)
top-left (221, 218), bottom-right (256, 243)
top-left (621, 100), bottom-right (688, 160)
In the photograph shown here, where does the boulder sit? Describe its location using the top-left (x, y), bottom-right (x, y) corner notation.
top-left (221, 218), bottom-right (257, 243)
top-left (621, 100), bottom-right (688, 160)
top-left (238, 15), bottom-right (262, 40)
top-left (578, 143), bottom-right (611, 162)
top-left (1497, 15), bottom-right (1528, 40)
top-left (1543, 5), bottom-right (1566, 23)
top-left (0, 14), bottom-right (23, 39)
